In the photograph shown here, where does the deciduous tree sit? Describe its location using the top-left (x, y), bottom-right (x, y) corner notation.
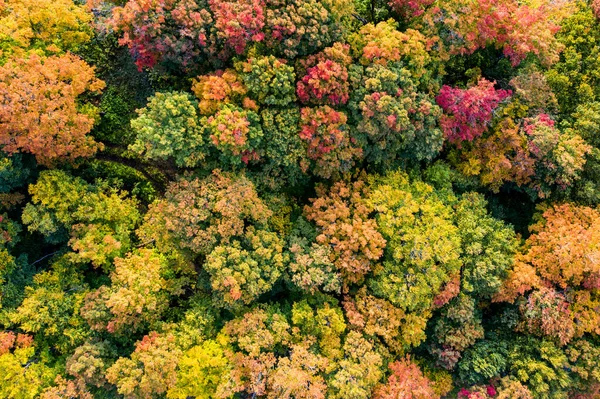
top-left (0, 54), bottom-right (104, 165)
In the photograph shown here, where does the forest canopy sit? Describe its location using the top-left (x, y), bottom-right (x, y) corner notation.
top-left (2, 0), bottom-right (600, 398)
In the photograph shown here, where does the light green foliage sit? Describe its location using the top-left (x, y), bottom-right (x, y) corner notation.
top-left (291, 298), bottom-right (346, 360)
top-left (7, 259), bottom-right (89, 354)
top-left (204, 227), bottom-right (287, 307)
top-left (21, 170), bottom-right (89, 241)
top-left (507, 337), bottom-right (571, 399)
top-left (547, 4), bottom-right (600, 118)
top-left (366, 171), bottom-right (462, 312)
top-left (454, 193), bottom-right (518, 298)
top-left (236, 55), bottom-right (296, 106)
top-left (129, 91), bottom-right (206, 167)
top-left (328, 331), bottom-right (384, 399)
top-left (566, 339), bottom-right (600, 392)
top-left (0, 346), bottom-right (55, 399)
top-left (168, 339), bottom-right (232, 399)
top-left (21, 170), bottom-right (140, 269)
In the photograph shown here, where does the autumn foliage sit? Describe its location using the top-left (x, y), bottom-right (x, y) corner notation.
top-left (0, 53), bottom-right (104, 165)
top-left (4, 0), bottom-right (600, 398)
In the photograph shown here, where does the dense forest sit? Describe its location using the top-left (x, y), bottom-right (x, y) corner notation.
top-left (1, 0), bottom-right (600, 397)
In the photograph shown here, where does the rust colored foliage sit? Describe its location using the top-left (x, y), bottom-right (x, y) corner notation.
top-left (191, 69), bottom-right (248, 116)
top-left (41, 376), bottom-right (93, 399)
top-left (436, 78), bottom-right (511, 143)
top-left (299, 106), bottom-right (362, 179)
top-left (0, 53), bottom-right (104, 165)
top-left (496, 204), bottom-right (600, 343)
top-left (511, 204), bottom-right (600, 291)
top-left (305, 179), bottom-right (385, 286)
top-left (106, 332), bottom-right (181, 399)
top-left (373, 357), bottom-right (440, 399)
top-left (593, 0), bottom-right (600, 19)
top-left (140, 170), bottom-right (271, 256)
top-left (343, 288), bottom-right (428, 352)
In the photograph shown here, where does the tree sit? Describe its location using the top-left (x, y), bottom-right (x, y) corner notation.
top-left (0, 0), bottom-right (91, 60)
top-left (204, 227), bottom-right (287, 307)
top-left (496, 203), bottom-right (600, 343)
top-left (287, 234), bottom-right (341, 294)
top-left (21, 170), bottom-right (140, 269)
top-left (366, 171), bottom-right (462, 313)
top-left (129, 91), bottom-right (206, 168)
top-left (420, 0), bottom-right (567, 67)
top-left (8, 270), bottom-right (89, 355)
top-left (327, 331), bottom-right (383, 399)
top-left (202, 105), bottom-right (263, 165)
top-left (110, 0), bottom-right (214, 71)
top-left (139, 170), bottom-right (271, 256)
top-left (546, 4), bottom-right (600, 118)
top-left (349, 20), bottom-right (433, 83)
top-left (66, 341), bottom-right (116, 389)
top-left (296, 43), bottom-right (352, 106)
top-left (192, 69), bottom-right (248, 116)
top-left (259, 108), bottom-right (308, 188)
top-left (524, 115), bottom-right (591, 197)
top-left (268, 344), bottom-right (329, 399)
top-left (373, 357), bottom-right (440, 399)
top-left (291, 298), bottom-right (346, 360)
top-left (452, 106), bottom-right (591, 197)
top-left (0, 53), bottom-right (104, 165)
top-left (299, 106), bottom-right (362, 179)
top-left (304, 179), bottom-right (386, 286)
top-left (344, 287), bottom-right (427, 353)
top-left (40, 376), bottom-right (93, 399)
top-left (388, 0), bottom-right (433, 19)
top-left (209, 0), bottom-right (266, 56)
top-left (167, 339), bottom-right (233, 399)
top-left (81, 249), bottom-right (187, 334)
top-left (430, 294), bottom-right (485, 369)
top-left (348, 62), bottom-right (443, 167)
top-left (454, 192), bottom-right (518, 298)
top-left (0, 333), bottom-right (55, 399)
top-left (263, 0), bottom-right (346, 59)
top-left (106, 332), bottom-right (182, 399)
top-left (436, 78), bottom-right (511, 143)
top-left (236, 55), bottom-right (296, 107)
